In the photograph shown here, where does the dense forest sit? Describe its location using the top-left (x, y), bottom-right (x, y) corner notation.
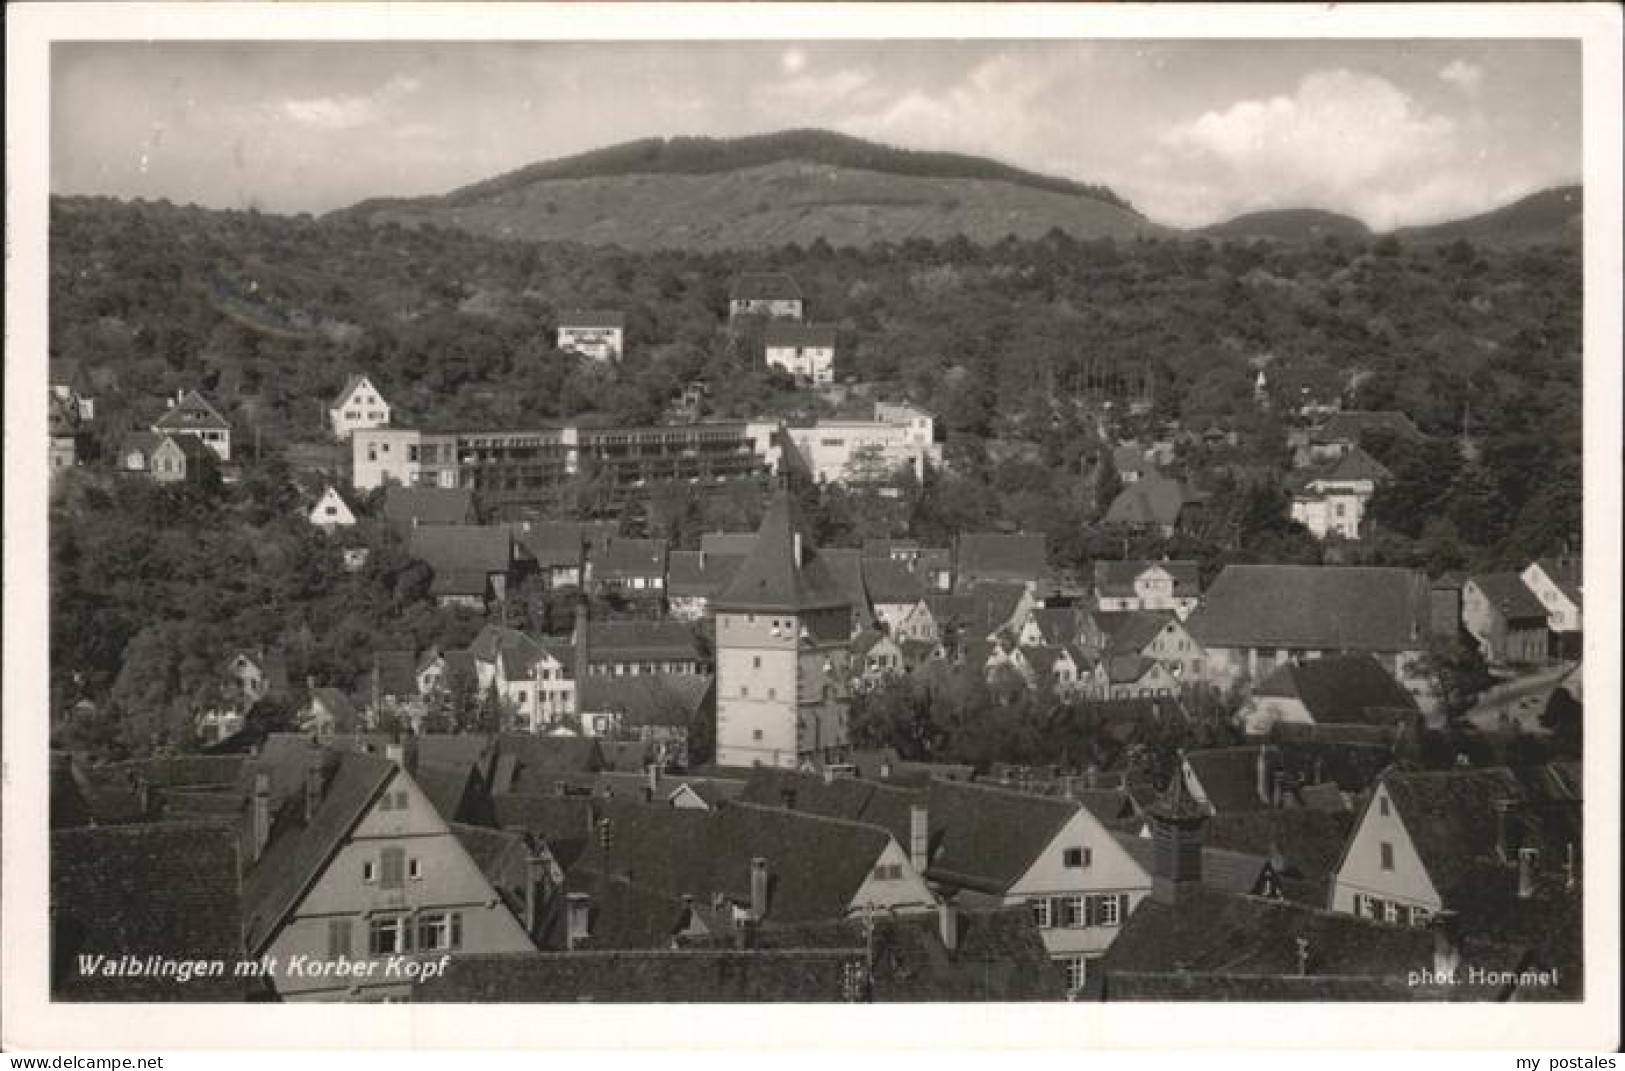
top-left (48, 194), bottom-right (1583, 755)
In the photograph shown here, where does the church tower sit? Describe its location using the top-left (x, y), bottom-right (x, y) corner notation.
top-left (713, 491), bottom-right (853, 768)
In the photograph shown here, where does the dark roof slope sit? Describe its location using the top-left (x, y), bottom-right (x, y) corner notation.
top-left (714, 491), bottom-right (849, 613)
top-left (1187, 565), bottom-right (1431, 651)
top-left (736, 768), bottom-right (923, 848)
top-left (1184, 747), bottom-right (1277, 813)
top-left (1253, 654), bottom-right (1419, 725)
top-left (925, 780), bottom-right (1081, 894)
top-left (764, 322), bottom-right (837, 347)
top-left (1102, 476), bottom-right (1202, 529)
top-left (1093, 559), bottom-right (1201, 598)
top-left (955, 532), bottom-right (1047, 582)
top-left (51, 821), bottom-right (248, 1001)
top-left (578, 674), bottom-right (713, 728)
top-left (731, 272), bottom-right (803, 302)
top-left (587, 620), bottom-right (703, 662)
top-left (596, 537), bottom-right (669, 579)
top-left (1313, 410), bottom-right (1422, 444)
top-left (862, 558), bottom-right (926, 606)
top-left (1469, 572), bottom-right (1548, 622)
top-left (559, 309), bottom-right (627, 329)
top-left (666, 550), bottom-right (744, 598)
top-left (383, 485), bottom-right (478, 529)
top-left (151, 390), bottom-right (230, 432)
top-left (241, 750), bottom-right (396, 952)
top-left (409, 525), bottom-right (512, 575)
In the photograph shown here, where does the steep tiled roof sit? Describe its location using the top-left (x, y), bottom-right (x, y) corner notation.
top-left (1183, 747), bottom-right (1278, 814)
top-left (353, 650), bottom-right (419, 701)
top-left (1312, 409), bottom-right (1421, 444)
top-left (51, 821), bottom-right (248, 1001)
top-left (1103, 654), bottom-right (1158, 685)
top-left (714, 491), bottom-right (849, 613)
top-left (819, 547), bottom-right (873, 627)
top-left (566, 800), bottom-right (900, 947)
top-left (764, 322), bottom-right (837, 347)
top-left (119, 431), bottom-right (163, 463)
top-left (736, 768), bottom-right (924, 849)
top-left (1253, 654), bottom-right (1419, 725)
top-left (731, 272), bottom-right (802, 302)
top-left (1102, 476), bottom-right (1202, 529)
top-left (862, 558), bottom-right (926, 606)
top-left (510, 521), bottom-right (586, 569)
top-left (491, 793), bottom-right (601, 870)
top-left (578, 674), bottom-right (713, 728)
top-left (159, 433), bottom-right (214, 464)
top-left (559, 309), bottom-right (626, 329)
top-left (330, 373), bottom-right (375, 409)
top-left (1093, 559), bottom-right (1201, 599)
top-left (666, 550), bottom-right (744, 598)
top-left (1378, 768), bottom-right (1538, 908)
top-left (491, 734), bottom-right (606, 795)
top-left (954, 533), bottom-right (1047, 583)
top-left (151, 390), bottom-right (229, 432)
top-left (700, 531), bottom-right (759, 557)
top-left (410, 525), bottom-right (512, 577)
top-left (383, 485), bottom-right (477, 529)
top-left (596, 537), bottom-right (668, 579)
top-left (416, 761), bottom-right (481, 824)
top-left (925, 780), bottom-right (1081, 895)
top-left (240, 749), bottom-right (396, 953)
top-left (1469, 572), bottom-right (1548, 623)
top-left (1202, 809), bottom-right (1357, 899)
top-left (1091, 610), bottom-right (1177, 656)
top-left (587, 620), bottom-right (703, 663)
top-left (1187, 565), bottom-right (1431, 652)
top-left (930, 581), bottom-right (1028, 639)
top-left (1026, 607), bottom-right (1082, 646)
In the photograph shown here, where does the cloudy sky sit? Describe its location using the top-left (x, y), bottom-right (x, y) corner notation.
top-left (51, 38), bottom-right (1580, 229)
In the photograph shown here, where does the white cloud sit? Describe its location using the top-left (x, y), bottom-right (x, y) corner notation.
top-left (1439, 59), bottom-right (1485, 94)
top-left (1155, 69), bottom-right (1468, 227)
top-left (279, 73), bottom-right (423, 130)
top-left (780, 48), bottom-right (806, 75)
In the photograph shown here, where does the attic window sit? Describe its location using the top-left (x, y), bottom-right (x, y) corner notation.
top-left (1063, 847), bottom-right (1092, 868)
top-left (409, 858), bottom-right (422, 881)
top-left (362, 861), bottom-right (376, 883)
top-left (1379, 797), bottom-right (1390, 817)
top-left (1380, 842), bottom-right (1395, 871)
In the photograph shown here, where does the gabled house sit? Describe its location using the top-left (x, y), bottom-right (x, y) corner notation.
top-left (300, 687), bottom-right (361, 739)
top-left (861, 559), bottom-right (937, 643)
top-left (1093, 560), bottom-right (1201, 619)
top-left (559, 799), bottom-right (933, 950)
top-left (307, 486), bottom-right (358, 532)
top-left (1240, 653), bottom-right (1420, 736)
top-left (510, 521), bottom-right (589, 590)
top-left (49, 358), bottom-right (96, 421)
top-left (1083, 610), bottom-right (1204, 687)
top-left (226, 648), bottom-right (290, 710)
top-left (1289, 446), bottom-right (1392, 541)
top-left (151, 389), bottom-right (232, 462)
top-left (953, 533), bottom-right (1048, 591)
top-left (149, 433), bottom-right (216, 485)
top-left (863, 540), bottom-right (953, 592)
top-left (1017, 607), bottom-right (1082, 649)
top-left (1089, 655), bottom-right (1180, 701)
top-left (328, 374), bottom-right (391, 441)
top-left (468, 625), bottom-right (578, 731)
top-left (241, 746), bottom-right (542, 1000)
top-left (1520, 558), bottom-right (1582, 637)
top-left (1303, 409), bottom-right (1421, 465)
top-left (1186, 564), bottom-right (1445, 708)
top-left (383, 485), bottom-right (478, 534)
top-left (1462, 572), bottom-right (1549, 667)
top-left (665, 550), bottom-right (745, 622)
top-left (117, 431), bottom-right (164, 475)
top-left (1178, 746), bottom-right (1288, 816)
top-left (49, 391), bottom-right (87, 472)
top-left (729, 272), bottom-right (804, 321)
top-left (409, 525), bottom-right (515, 610)
top-left (585, 621), bottom-right (707, 677)
top-left (576, 674), bottom-right (711, 768)
top-left (1024, 644), bottom-right (1091, 696)
top-left (763, 322), bottom-right (836, 384)
top-left (852, 629), bottom-right (907, 692)
top-left (557, 310), bottom-right (626, 363)
top-left (1101, 476), bottom-right (1205, 538)
top-left (594, 537), bottom-right (668, 600)
top-left (1327, 764), bottom-right (1582, 959)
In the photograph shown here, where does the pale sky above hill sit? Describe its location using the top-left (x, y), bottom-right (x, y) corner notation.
top-left (51, 36), bottom-right (1581, 229)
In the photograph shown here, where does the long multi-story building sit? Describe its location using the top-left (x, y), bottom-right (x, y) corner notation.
top-left (352, 423), bottom-right (773, 517)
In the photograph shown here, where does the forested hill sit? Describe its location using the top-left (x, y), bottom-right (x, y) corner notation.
top-left (1396, 185), bottom-right (1583, 247)
top-left (340, 130), bottom-right (1166, 250)
top-left (1200, 209), bottom-right (1371, 244)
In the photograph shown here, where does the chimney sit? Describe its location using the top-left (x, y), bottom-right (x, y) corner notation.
top-left (938, 900), bottom-right (959, 956)
top-left (1255, 745), bottom-right (1271, 807)
top-left (251, 773), bottom-right (272, 862)
top-left (646, 762), bottom-right (660, 797)
top-left (909, 803), bottom-right (930, 875)
top-left (749, 857), bottom-right (769, 922)
top-left (524, 851), bottom-right (549, 935)
top-left (565, 892), bottom-right (592, 951)
top-left (1493, 799), bottom-right (1514, 861)
top-left (304, 758), bottom-right (323, 823)
top-left (793, 532), bottom-right (803, 569)
top-left (1431, 909), bottom-right (1462, 979)
top-left (1149, 758), bottom-right (1207, 905)
top-left (1516, 847), bottom-right (1538, 900)
top-left (573, 597), bottom-right (590, 687)
top-left (1294, 937), bottom-right (1310, 976)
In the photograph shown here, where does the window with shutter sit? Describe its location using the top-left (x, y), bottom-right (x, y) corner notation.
top-left (327, 919), bottom-right (352, 956)
top-left (380, 846), bottom-right (406, 889)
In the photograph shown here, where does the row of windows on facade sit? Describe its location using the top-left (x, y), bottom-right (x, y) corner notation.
top-left (344, 410), bottom-right (386, 421)
top-left (1029, 892), bottom-right (1129, 930)
top-left (1350, 893), bottom-right (1433, 929)
top-left (327, 911), bottom-right (464, 957)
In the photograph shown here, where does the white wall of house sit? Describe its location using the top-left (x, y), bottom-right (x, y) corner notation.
top-left (558, 326), bottom-right (624, 362)
top-left (1292, 484), bottom-right (1372, 540)
top-left (1520, 563), bottom-right (1581, 632)
top-left (329, 378), bottom-right (391, 441)
top-left (845, 838), bottom-right (936, 915)
top-left (308, 488), bottom-right (357, 532)
top-left (1328, 781), bottom-right (1441, 927)
top-left (765, 343), bottom-right (834, 383)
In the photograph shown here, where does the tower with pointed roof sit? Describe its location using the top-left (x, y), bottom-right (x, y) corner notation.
top-left (713, 491), bottom-right (853, 768)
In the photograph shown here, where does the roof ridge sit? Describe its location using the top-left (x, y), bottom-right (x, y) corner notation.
top-left (724, 798), bottom-right (897, 839)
